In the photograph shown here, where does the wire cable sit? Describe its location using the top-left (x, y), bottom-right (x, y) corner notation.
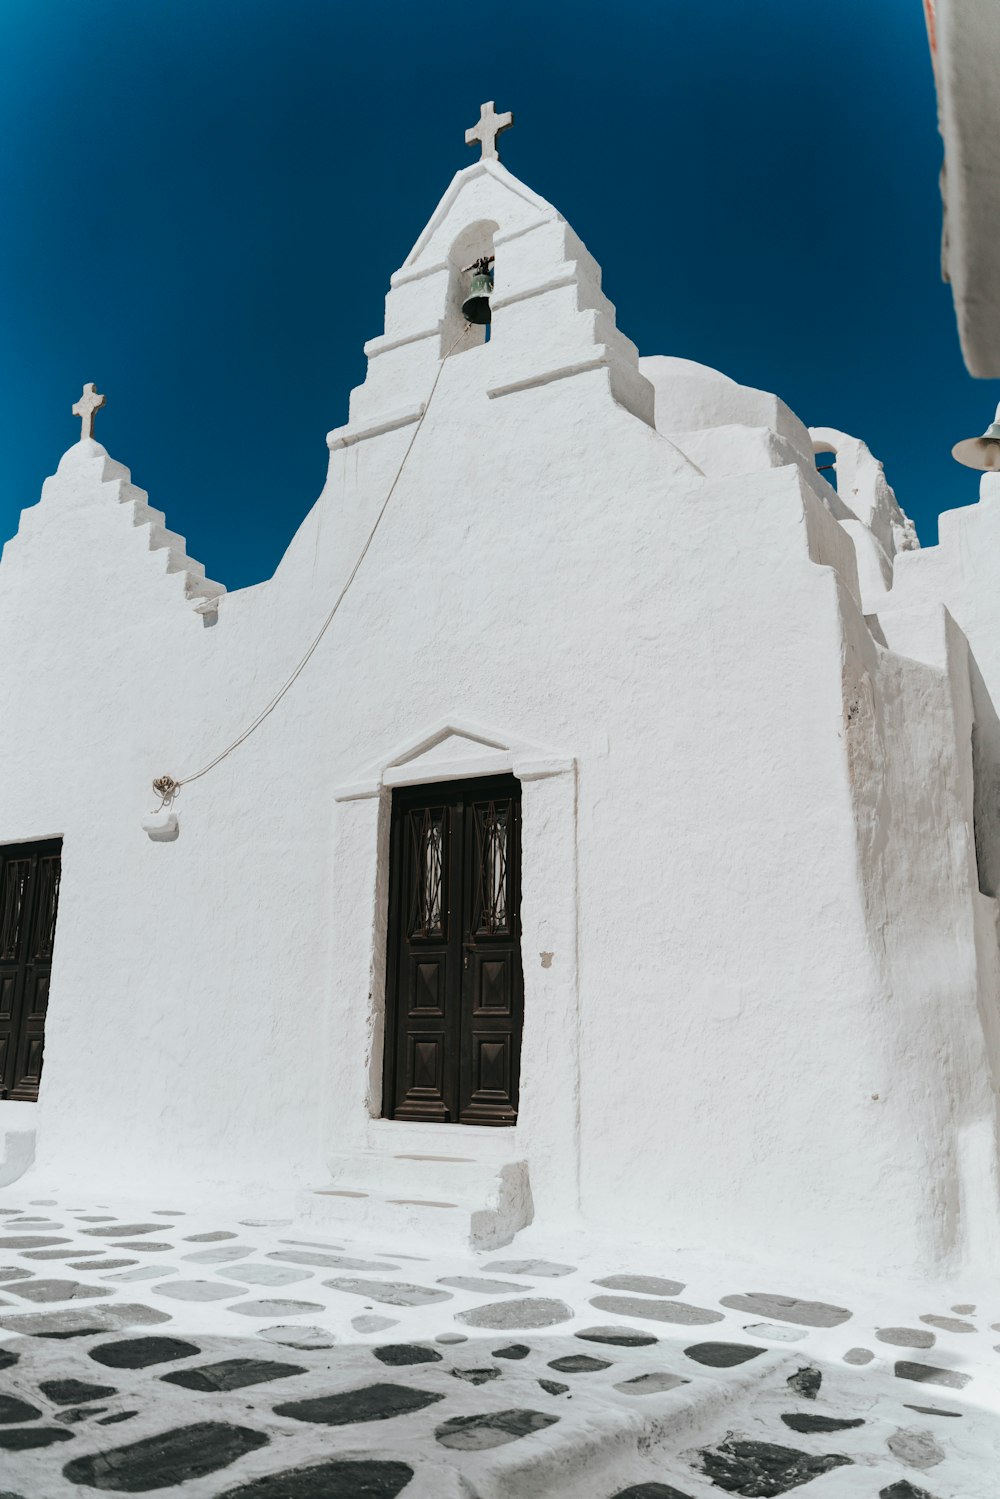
top-left (152, 326), bottom-right (472, 808)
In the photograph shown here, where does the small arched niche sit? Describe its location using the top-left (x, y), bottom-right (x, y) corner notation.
top-left (441, 218), bottom-right (499, 356)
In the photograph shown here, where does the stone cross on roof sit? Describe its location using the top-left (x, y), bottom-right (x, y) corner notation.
top-left (72, 382), bottom-right (106, 441)
top-left (465, 101), bottom-right (514, 162)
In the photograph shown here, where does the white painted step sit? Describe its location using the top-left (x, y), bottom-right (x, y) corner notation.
top-left (0, 1104), bottom-right (36, 1187)
top-left (298, 1152), bottom-right (532, 1251)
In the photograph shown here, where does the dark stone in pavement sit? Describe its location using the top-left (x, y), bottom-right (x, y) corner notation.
top-left (611, 1487), bottom-right (694, 1499)
top-left (894, 1361), bottom-right (970, 1390)
top-left (40, 1379), bottom-right (118, 1405)
top-left (6, 1279), bottom-right (112, 1303)
top-left (108, 1244), bottom-right (174, 1254)
top-left (434, 1407), bottom-right (559, 1451)
top-left (372, 1344), bottom-right (442, 1366)
top-left (0, 1427), bottom-right (74, 1449)
top-left (451, 1367), bottom-right (501, 1384)
top-left (593, 1275), bottom-right (685, 1296)
top-left (576, 1326), bottom-right (657, 1348)
top-left (876, 1327), bottom-right (935, 1349)
top-left (696, 1438), bottom-right (852, 1495)
top-left (67, 1261), bottom-right (136, 1272)
top-left (719, 1293), bottom-right (851, 1328)
top-left (614, 1372), bottom-right (688, 1395)
top-left (548, 1354), bottom-right (612, 1373)
top-left (54, 1407), bottom-right (109, 1425)
top-left (780, 1413), bottom-right (864, 1433)
top-left (590, 1296), bottom-right (722, 1326)
top-left (786, 1366), bottom-right (822, 1399)
top-left (90, 1337), bottom-right (201, 1369)
top-left (0, 1237), bottom-right (69, 1249)
top-left (0, 1303), bottom-right (170, 1339)
top-left (0, 1395), bottom-right (41, 1424)
top-left (920, 1314), bottom-right (975, 1334)
top-left (62, 1421), bottom-right (269, 1489)
top-left (683, 1342), bottom-right (764, 1368)
top-left (456, 1297), bottom-right (572, 1329)
top-left (162, 1358), bottom-right (307, 1392)
top-left (275, 1383), bottom-right (445, 1426)
top-left (216, 1459), bottom-right (414, 1498)
top-left (80, 1225), bottom-right (167, 1238)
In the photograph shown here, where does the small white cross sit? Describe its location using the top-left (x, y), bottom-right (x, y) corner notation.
top-left (465, 101), bottom-right (514, 162)
top-left (72, 382), bottom-right (106, 441)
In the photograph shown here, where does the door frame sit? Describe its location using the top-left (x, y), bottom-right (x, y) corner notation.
top-left (328, 720), bottom-right (582, 1219)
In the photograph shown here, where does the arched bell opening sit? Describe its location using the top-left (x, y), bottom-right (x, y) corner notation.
top-left (814, 449), bottom-right (838, 491)
top-left (441, 218), bottom-right (499, 357)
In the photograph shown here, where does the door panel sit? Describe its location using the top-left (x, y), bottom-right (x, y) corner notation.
top-left (0, 840), bottom-right (62, 1101)
top-left (384, 776), bottom-right (523, 1126)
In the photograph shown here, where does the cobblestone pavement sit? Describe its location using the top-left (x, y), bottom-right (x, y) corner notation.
top-left (0, 1190), bottom-right (996, 1497)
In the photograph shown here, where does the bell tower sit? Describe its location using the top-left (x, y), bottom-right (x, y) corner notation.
top-left (324, 105), bottom-right (655, 461)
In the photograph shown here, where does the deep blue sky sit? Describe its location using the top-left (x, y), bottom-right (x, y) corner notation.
top-left (2, 0), bottom-right (996, 590)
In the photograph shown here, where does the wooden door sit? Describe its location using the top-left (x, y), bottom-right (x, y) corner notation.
top-left (0, 839), bottom-right (62, 1101)
top-left (383, 775), bottom-right (523, 1126)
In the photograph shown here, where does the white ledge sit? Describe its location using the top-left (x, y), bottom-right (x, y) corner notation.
top-left (490, 269), bottom-right (578, 312)
top-left (487, 355), bottom-right (609, 402)
top-left (327, 403), bottom-right (426, 451)
top-left (390, 258), bottom-right (450, 289)
top-left (333, 780), bottom-right (382, 803)
top-left (364, 324), bottom-right (443, 358)
top-left (515, 756), bottom-right (575, 780)
top-left (493, 216), bottom-right (557, 249)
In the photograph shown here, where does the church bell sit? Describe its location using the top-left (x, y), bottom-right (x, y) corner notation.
top-left (952, 401), bottom-right (1000, 470)
top-left (461, 255), bottom-right (495, 324)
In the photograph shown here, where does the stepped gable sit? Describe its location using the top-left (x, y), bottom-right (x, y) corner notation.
top-left (1, 437), bottom-right (225, 607)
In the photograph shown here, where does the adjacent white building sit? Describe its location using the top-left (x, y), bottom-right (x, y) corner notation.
top-left (1, 108), bottom-right (999, 1282)
top-left (925, 0), bottom-right (1000, 376)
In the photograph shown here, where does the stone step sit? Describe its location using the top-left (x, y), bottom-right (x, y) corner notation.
top-left (299, 1155), bottom-right (531, 1251)
top-left (326, 1147), bottom-right (517, 1199)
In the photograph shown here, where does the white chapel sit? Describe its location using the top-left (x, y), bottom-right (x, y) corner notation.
top-left (2, 104), bottom-right (999, 1282)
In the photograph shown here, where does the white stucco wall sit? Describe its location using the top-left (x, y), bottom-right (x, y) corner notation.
top-left (2, 159), bottom-right (998, 1279)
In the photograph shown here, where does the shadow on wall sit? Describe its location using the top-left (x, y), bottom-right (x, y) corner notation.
top-left (969, 650), bottom-right (1000, 899)
top-left (0, 1122), bottom-right (35, 1185)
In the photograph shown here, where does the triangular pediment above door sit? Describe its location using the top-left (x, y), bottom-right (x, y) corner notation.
top-left (334, 718), bottom-right (573, 801)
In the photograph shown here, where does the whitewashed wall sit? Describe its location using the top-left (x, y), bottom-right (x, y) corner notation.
top-left (0, 161), bottom-right (998, 1278)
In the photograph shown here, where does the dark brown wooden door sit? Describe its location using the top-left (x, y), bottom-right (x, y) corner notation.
top-left (0, 839), bottom-right (62, 1101)
top-left (383, 775), bottom-right (523, 1126)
